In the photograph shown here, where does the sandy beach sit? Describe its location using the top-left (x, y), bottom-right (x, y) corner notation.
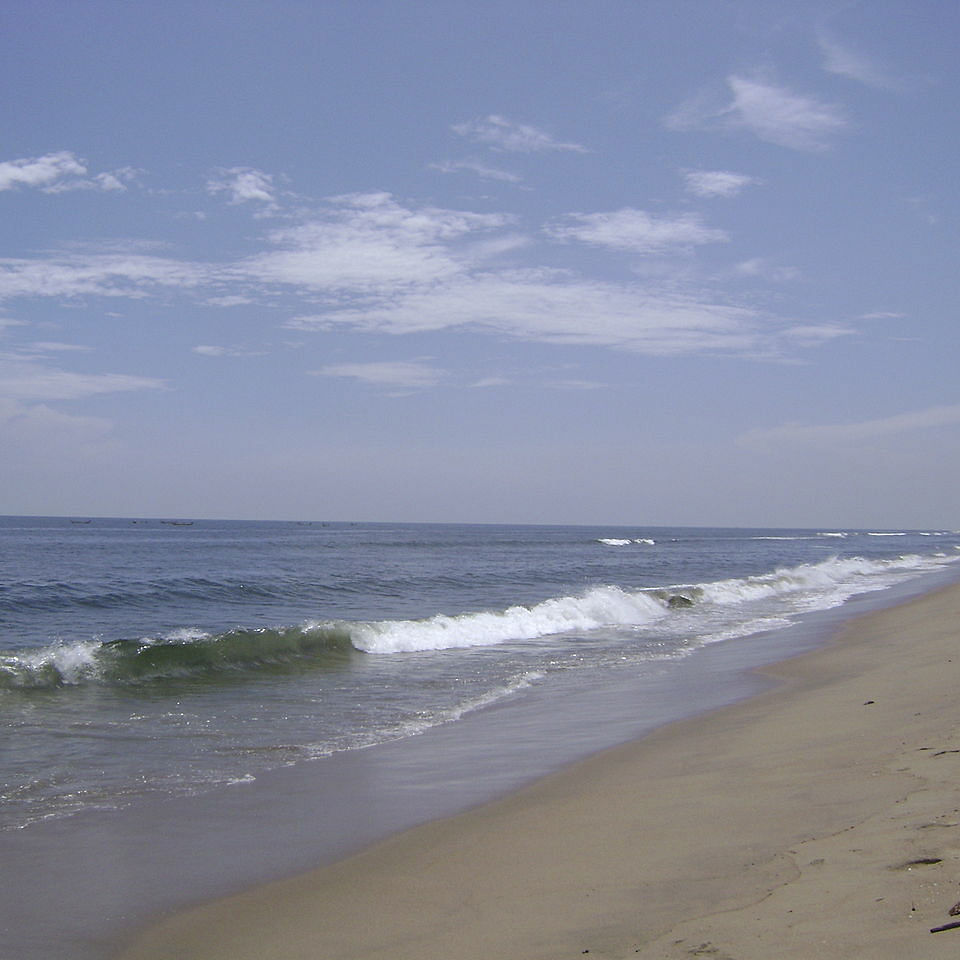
top-left (120, 579), bottom-right (960, 960)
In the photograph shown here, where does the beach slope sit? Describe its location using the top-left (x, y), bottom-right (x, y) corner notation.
top-left (120, 581), bottom-right (960, 960)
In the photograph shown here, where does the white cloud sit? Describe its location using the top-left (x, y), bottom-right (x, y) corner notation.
top-left (818, 32), bottom-right (903, 90)
top-left (740, 404), bottom-right (960, 448)
top-left (546, 208), bottom-right (727, 253)
top-left (726, 76), bottom-right (847, 151)
top-left (207, 166), bottom-right (278, 208)
top-left (205, 294), bottom-right (254, 307)
top-left (0, 151), bottom-right (87, 191)
top-left (780, 324), bottom-right (853, 346)
top-left (192, 344), bottom-right (264, 358)
top-left (0, 397), bottom-right (114, 445)
top-left (667, 75), bottom-right (847, 151)
top-left (452, 115), bottom-right (588, 153)
top-left (238, 192), bottom-right (510, 296)
top-left (734, 258), bottom-right (800, 282)
top-left (429, 159), bottom-right (522, 183)
top-left (683, 170), bottom-right (758, 198)
top-left (0, 191), bottom-right (845, 368)
top-left (547, 378), bottom-right (605, 390)
top-left (0, 249), bottom-right (209, 302)
top-left (0, 152), bottom-right (141, 194)
top-left (471, 376), bottom-right (510, 388)
top-left (43, 167), bottom-right (141, 194)
top-left (311, 360), bottom-right (443, 389)
top-left (261, 195), bottom-right (840, 361)
top-left (29, 341), bottom-right (91, 353)
top-left (290, 270), bottom-right (763, 356)
top-left (0, 358), bottom-right (165, 402)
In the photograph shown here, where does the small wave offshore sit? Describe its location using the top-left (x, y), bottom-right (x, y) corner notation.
top-left (2, 550), bottom-right (952, 692)
top-left (597, 537), bottom-right (655, 546)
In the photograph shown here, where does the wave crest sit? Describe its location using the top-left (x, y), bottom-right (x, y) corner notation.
top-left (0, 624), bottom-right (356, 690)
top-left (351, 586), bottom-right (669, 654)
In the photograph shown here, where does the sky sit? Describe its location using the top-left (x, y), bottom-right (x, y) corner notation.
top-left (0, 0), bottom-right (958, 527)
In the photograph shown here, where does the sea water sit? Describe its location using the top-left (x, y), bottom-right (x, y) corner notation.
top-left (2, 517), bottom-right (958, 836)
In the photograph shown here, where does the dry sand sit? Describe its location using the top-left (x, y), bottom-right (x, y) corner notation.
top-left (120, 580), bottom-right (960, 960)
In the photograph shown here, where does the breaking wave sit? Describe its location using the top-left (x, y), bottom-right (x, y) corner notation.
top-left (2, 551), bottom-right (954, 691)
top-left (597, 538), bottom-right (655, 546)
top-left (0, 624), bottom-right (356, 690)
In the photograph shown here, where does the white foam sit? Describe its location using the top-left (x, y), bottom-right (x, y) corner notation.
top-left (160, 627), bottom-right (210, 642)
top-left (349, 550), bottom-right (957, 656)
top-left (443, 670), bottom-right (545, 721)
top-left (697, 552), bottom-right (949, 612)
top-left (597, 537), bottom-right (654, 546)
top-left (698, 615), bottom-right (795, 644)
top-left (351, 586), bottom-right (668, 653)
top-left (751, 536), bottom-right (818, 541)
top-left (8, 639), bottom-right (101, 686)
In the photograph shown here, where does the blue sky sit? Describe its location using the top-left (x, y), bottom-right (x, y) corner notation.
top-left (1, 0), bottom-right (957, 526)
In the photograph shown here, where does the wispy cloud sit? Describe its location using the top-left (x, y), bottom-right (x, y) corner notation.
top-left (726, 76), bottom-right (848, 150)
top-left (0, 189), bottom-right (848, 365)
top-left (667, 75), bottom-right (847, 151)
top-left (205, 294), bottom-right (254, 307)
top-left (238, 192), bottom-right (510, 296)
top-left (733, 257), bottom-right (800, 282)
top-left (780, 323), bottom-right (853, 346)
top-left (546, 378), bottom-right (605, 391)
top-left (429, 159), bottom-right (522, 183)
top-left (43, 167), bottom-right (140, 194)
top-left (29, 341), bottom-right (92, 353)
top-left (452, 115), bottom-right (588, 153)
top-left (290, 270), bottom-right (763, 356)
top-left (311, 360), bottom-right (443, 389)
top-left (740, 404), bottom-right (960, 448)
top-left (192, 344), bottom-right (264, 358)
top-left (683, 169), bottom-right (758, 198)
top-left (818, 31), bottom-right (903, 90)
top-left (471, 376), bottom-right (510, 388)
top-left (0, 397), bottom-right (115, 447)
top-left (0, 357), bottom-right (165, 402)
top-left (203, 193), bottom-right (821, 360)
top-left (0, 249), bottom-right (209, 302)
top-left (546, 208), bottom-right (727, 253)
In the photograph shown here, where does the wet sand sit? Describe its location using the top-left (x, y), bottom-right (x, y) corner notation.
top-left (120, 580), bottom-right (960, 960)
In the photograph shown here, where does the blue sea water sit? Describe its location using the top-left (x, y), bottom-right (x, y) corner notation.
top-left (2, 515), bottom-right (958, 836)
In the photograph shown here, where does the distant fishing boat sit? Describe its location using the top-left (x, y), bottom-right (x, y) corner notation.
top-left (161, 520), bottom-right (194, 526)
top-left (69, 519), bottom-right (92, 524)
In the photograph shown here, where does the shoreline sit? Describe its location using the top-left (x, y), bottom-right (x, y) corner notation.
top-left (120, 576), bottom-right (960, 959)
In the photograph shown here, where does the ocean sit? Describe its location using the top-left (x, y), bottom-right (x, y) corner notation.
top-left (1, 517), bottom-right (959, 957)
top-left (2, 517), bottom-right (959, 832)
